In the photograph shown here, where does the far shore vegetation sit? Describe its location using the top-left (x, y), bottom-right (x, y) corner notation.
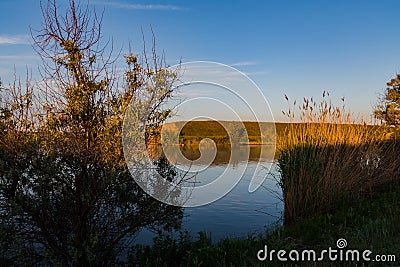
top-left (149, 120), bottom-right (383, 147)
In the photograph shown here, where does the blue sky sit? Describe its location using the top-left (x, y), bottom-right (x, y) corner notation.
top-left (1, 0), bottom-right (400, 122)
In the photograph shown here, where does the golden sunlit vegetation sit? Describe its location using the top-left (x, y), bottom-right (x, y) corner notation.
top-left (277, 93), bottom-right (400, 224)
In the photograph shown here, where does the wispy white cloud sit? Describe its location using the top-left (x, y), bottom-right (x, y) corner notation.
top-left (0, 55), bottom-right (38, 60)
top-left (0, 34), bottom-right (31, 45)
top-left (243, 70), bottom-right (271, 76)
top-left (174, 87), bottom-right (218, 98)
top-left (230, 61), bottom-right (259, 67)
top-left (93, 1), bottom-right (184, 11)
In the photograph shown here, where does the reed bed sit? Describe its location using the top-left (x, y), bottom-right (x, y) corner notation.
top-left (277, 92), bottom-right (400, 224)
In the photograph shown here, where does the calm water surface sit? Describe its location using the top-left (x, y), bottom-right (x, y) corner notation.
top-left (136, 145), bottom-right (283, 244)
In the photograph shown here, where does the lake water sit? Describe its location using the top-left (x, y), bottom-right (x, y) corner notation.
top-left (136, 145), bottom-right (284, 244)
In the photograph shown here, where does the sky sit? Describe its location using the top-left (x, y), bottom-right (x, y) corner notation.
top-left (1, 0), bottom-right (400, 122)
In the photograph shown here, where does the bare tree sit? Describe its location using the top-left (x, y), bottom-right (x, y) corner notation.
top-left (0, 0), bottom-right (182, 265)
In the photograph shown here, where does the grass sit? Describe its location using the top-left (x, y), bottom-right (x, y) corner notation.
top-left (284, 183), bottom-right (400, 254)
top-left (129, 183), bottom-right (400, 266)
top-left (276, 94), bottom-right (399, 224)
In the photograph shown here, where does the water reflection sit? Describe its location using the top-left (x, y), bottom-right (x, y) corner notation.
top-left (136, 144), bottom-right (283, 245)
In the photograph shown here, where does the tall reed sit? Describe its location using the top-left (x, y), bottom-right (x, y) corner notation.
top-left (277, 92), bottom-right (399, 224)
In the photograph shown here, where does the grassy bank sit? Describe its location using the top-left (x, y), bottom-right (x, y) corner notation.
top-left (276, 96), bottom-right (400, 224)
top-left (129, 183), bottom-right (400, 266)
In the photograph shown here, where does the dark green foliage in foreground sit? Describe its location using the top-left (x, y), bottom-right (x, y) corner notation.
top-left (130, 184), bottom-right (400, 266)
